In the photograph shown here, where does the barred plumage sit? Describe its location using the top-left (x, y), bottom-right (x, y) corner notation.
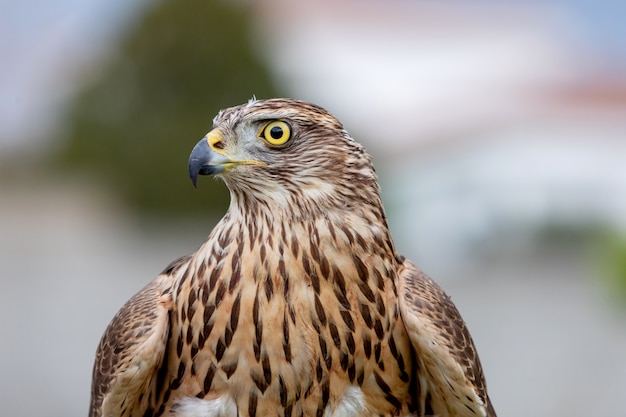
top-left (90, 98), bottom-right (496, 417)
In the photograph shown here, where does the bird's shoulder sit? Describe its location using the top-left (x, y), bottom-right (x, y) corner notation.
top-left (395, 256), bottom-right (496, 417)
top-left (89, 255), bottom-right (191, 417)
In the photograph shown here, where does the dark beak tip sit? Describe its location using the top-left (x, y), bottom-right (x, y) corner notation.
top-left (188, 160), bottom-right (200, 188)
top-left (188, 161), bottom-right (199, 188)
top-left (188, 137), bottom-right (212, 188)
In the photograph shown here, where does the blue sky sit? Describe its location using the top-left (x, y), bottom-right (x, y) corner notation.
top-left (0, 0), bottom-right (147, 153)
top-left (0, 0), bottom-right (624, 154)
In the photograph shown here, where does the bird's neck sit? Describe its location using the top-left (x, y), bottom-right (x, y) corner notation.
top-left (197, 188), bottom-right (397, 272)
top-left (225, 173), bottom-right (389, 223)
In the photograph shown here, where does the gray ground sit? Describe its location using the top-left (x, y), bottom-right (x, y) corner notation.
top-left (1, 182), bottom-right (624, 416)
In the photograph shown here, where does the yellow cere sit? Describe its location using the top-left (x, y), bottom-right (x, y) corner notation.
top-left (205, 129), bottom-right (226, 154)
top-left (259, 121), bottom-right (291, 147)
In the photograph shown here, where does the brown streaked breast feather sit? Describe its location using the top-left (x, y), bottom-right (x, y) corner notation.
top-left (396, 257), bottom-right (497, 417)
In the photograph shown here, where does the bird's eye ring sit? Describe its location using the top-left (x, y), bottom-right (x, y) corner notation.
top-left (259, 121), bottom-right (292, 147)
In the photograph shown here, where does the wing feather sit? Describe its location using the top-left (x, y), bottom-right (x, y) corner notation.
top-left (89, 256), bottom-right (189, 417)
top-left (396, 257), bottom-right (496, 417)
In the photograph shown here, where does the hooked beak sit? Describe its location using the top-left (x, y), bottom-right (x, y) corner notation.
top-left (188, 129), bottom-right (267, 188)
top-left (188, 130), bottom-right (232, 188)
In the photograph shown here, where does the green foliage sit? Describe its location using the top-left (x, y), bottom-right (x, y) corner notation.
top-left (54, 0), bottom-right (281, 216)
top-left (604, 234), bottom-right (626, 304)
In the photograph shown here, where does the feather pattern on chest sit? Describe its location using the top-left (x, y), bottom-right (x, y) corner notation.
top-left (160, 202), bottom-right (416, 417)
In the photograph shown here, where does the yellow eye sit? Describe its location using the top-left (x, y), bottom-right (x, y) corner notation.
top-left (259, 121), bottom-right (292, 147)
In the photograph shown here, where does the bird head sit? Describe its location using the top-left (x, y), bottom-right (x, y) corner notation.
top-left (188, 98), bottom-right (381, 216)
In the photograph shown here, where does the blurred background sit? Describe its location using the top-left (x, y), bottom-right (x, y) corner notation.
top-left (1, 0), bottom-right (625, 415)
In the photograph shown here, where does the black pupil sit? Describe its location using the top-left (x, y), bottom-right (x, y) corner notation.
top-left (270, 126), bottom-right (283, 139)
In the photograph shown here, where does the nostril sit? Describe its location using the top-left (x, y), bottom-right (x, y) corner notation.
top-left (213, 141), bottom-right (225, 150)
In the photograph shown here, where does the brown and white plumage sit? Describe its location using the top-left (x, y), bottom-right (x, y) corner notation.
top-left (90, 98), bottom-right (496, 417)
